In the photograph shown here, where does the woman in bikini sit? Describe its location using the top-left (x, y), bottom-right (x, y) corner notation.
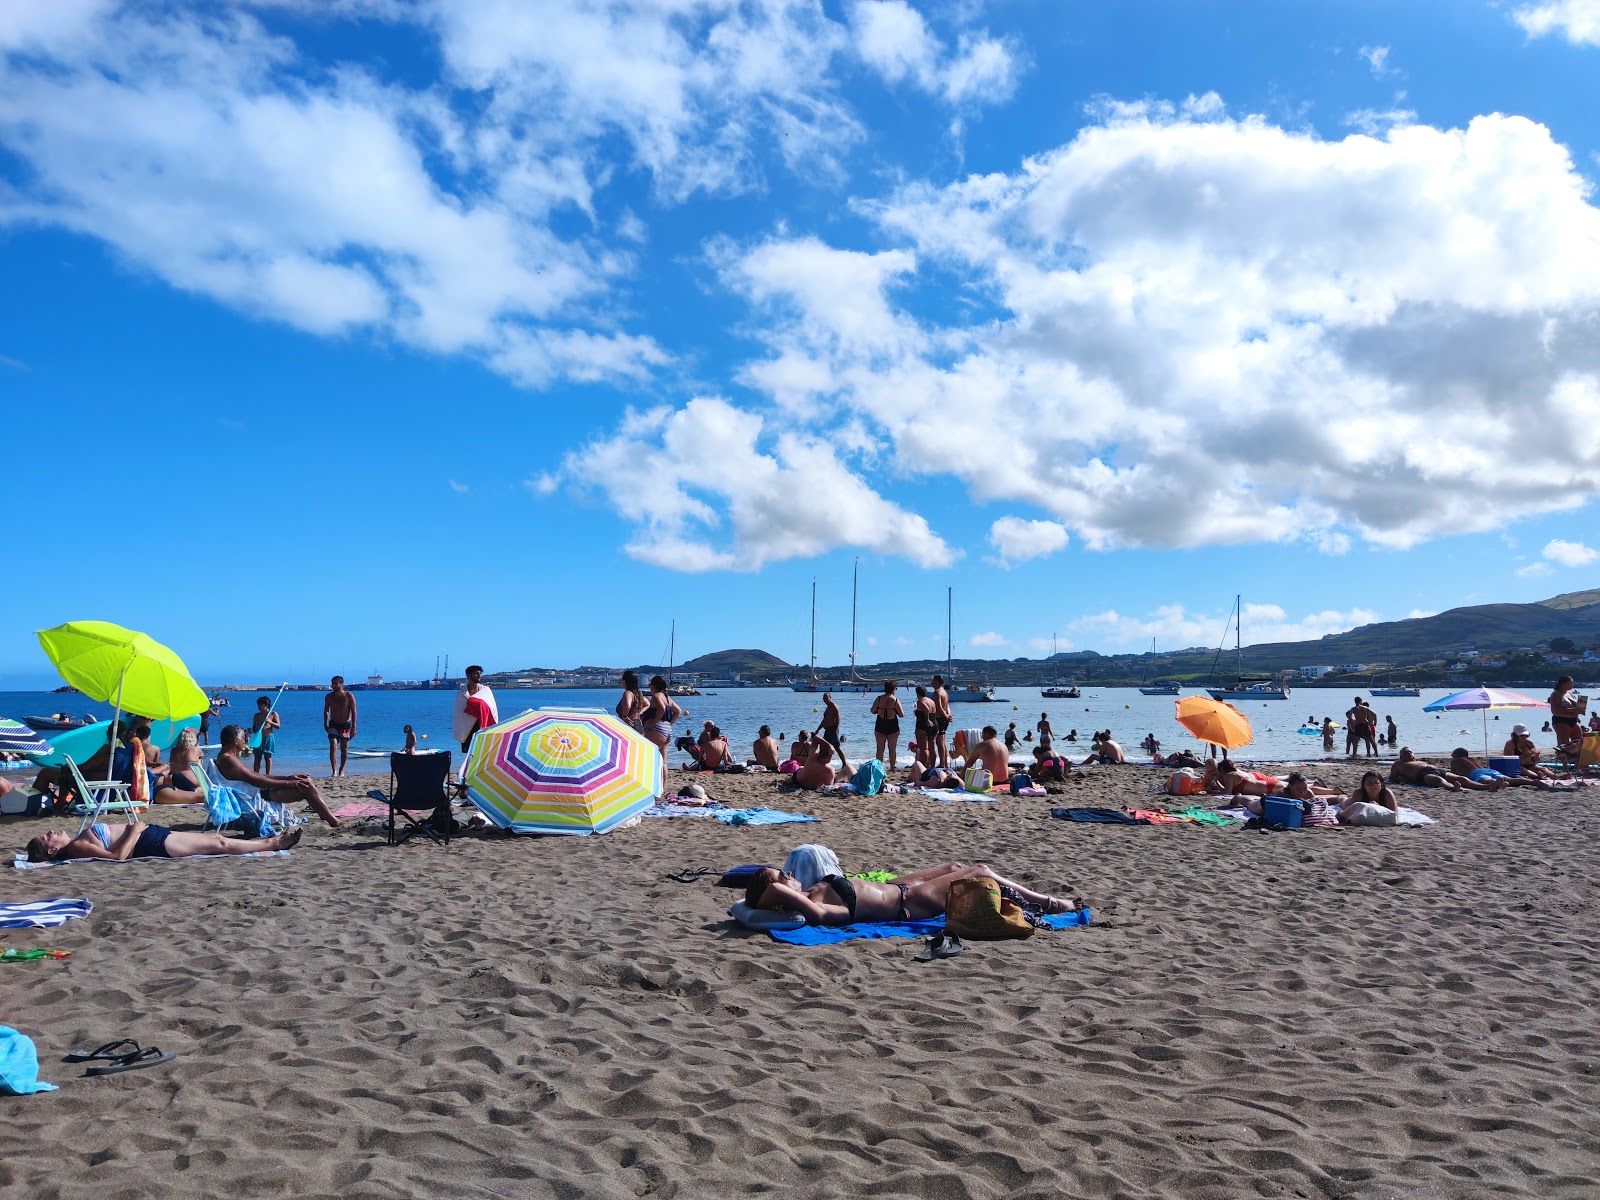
top-left (638, 675), bottom-right (682, 754)
top-left (150, 729), bottom-right (204, 805)
top-left (745, 861), bottom-right (1076, 926)
top-left (615, 670), bottom-right (648, 731)
top-left (869, 679), bottom-right (904, 770)
top-left (27, 820), bottom-right (301, 863)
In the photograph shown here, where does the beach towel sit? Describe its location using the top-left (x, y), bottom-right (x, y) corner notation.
top-left (915, 787), bottom-right (999, 802)
top-left (1052, 807), bottom-right (1145, 824)
top-left (641, 802), bottom-right (818, 826)
top-left (0, 1027), bottom-right (55, 1095)
top-left (1395, 807), bottom-right (1437, 827)
top-left (1167, 806), bottom-right (1238, 827)
top-left (769, 908), bottom-right (1092, 945)
top-left (13, 851), bottom-right (289, 871)
top-left (332, 801), bottom-right (394, 819)
top-left (0, 897), bottom-right (92, 927)
top-left (1126, 808), bottom-right (1188, 825)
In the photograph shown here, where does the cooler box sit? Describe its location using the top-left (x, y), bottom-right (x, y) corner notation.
top-left (1487, 755), bottom-right (1521, 777)
top-left (1261, 797), bottom-right (1304, 828)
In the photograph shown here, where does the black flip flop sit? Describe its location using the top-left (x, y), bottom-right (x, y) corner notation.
top-left (63, 1039), bottom-right (140, 1063)
top-left (915, 934), bottom-right (966, 962)
top-left (84, 1047), bottom-right (177, 1077)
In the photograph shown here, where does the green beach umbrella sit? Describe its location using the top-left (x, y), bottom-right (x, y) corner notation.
top-left (37, 621), bottom-right (208, 739)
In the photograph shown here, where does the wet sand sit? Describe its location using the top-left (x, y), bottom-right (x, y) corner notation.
top-left (2, 761), bottom-right (1597, 1198)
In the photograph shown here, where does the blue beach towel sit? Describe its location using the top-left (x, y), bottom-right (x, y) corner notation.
top-left (0, 897), bottom-right (92, 928)
top-left (0, 1026), bottom-right (56, 1095)
top-left (1052, 807), bottom-right (1146, 824)
top-left (770, 908), bottom-right (1092, 945)
top-left (708, 807), bottom-right (818, 826)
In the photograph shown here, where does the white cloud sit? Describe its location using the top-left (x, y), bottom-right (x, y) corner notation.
top-left (448, 478), bottom-right (469, 494)
top-left (1513, 1), bottom-right (1600, 46)
top-left (969, 631), bottom-right (1007, 647)
top-left (690, 98), bottom-right (1600, 557)
top-left (1517, 561), bottom-right (1556, 577)
top-left (1405, 608), bottom-right (1437, 620)
top-left (555, 396), bottom-right (954, 571)
top-left (1069, 603), bottom-right (1383, 649)
top-left (893, 635), bottom-right (913, 646)
top-left (1359, 45), bottom-right (1394, 77)
top-left (988, 516), bottom-right (1069, 565)
top-left (1543, 537), bottom-right (1599, 566)
top-left (848, 1), bottom-right (1018, 106)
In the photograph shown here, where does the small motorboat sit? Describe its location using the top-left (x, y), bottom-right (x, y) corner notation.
top-left (23, 714), bottom-right (94, 732)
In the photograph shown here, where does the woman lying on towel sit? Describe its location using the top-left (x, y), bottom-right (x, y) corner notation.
top-left (26, 820), bottom-right (301, 863)
top-left (1337, 771), bottom-right (1400, 826)
top-left (744, 862), bottom-right (1075, 926)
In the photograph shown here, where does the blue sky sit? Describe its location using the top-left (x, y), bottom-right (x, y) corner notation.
top-left (3, 0), bottom-right (1599, 686)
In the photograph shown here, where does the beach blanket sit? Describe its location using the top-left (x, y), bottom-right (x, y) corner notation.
top-left (332, 801), bottom-right (393, 819)
top-left (1167, 806), bottom-right (1239, 827)
top-left (641, 802), bottom-right (819, 826)
top-left (0, 1026), bottom-right (55, 1095)
top-left (1210, 805), bottom-right (1435, 827)
top-left (1052, 807), bottom-right (1146, 824)
top-left (0, 897), bottom-right (92, 928)
top-left (915, 787), bottom-right (999, 802)
top-left (770, 908), bottom-right (1092, 945)
top-left (13, 850), bottom-right (289, 871)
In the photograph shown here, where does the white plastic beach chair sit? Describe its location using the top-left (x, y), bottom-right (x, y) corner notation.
top-left (65, 756), bottom-right (147, 833)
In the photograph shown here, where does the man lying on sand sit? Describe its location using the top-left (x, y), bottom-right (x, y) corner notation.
top-left (744, 862), bottom-right (1076, 926)
top-left (1388, 746), bottom-right (1499, 792)
top-left (27, 819), bottom-right (301, 863)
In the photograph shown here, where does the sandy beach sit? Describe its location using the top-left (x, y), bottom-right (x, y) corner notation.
top-left (3, 761), bottom-right (1598, 1199)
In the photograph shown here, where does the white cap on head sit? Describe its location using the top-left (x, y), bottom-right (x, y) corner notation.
top-left (1512, 723), bottom-right (1529, 735)
top-left (679, 782), bottom-right (707, 799)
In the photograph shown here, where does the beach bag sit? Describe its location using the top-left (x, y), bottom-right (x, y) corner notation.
top-left (1008, 772), bottom-right (1034, 796)
top-left (963, 766), bottom-right (993, 793)
top-left (850, 759), bottom-right (887, 797)
top-left (945, 878), bottom-right (1034, 940)
top-left (1165, 769), bottom-right (1204, 796)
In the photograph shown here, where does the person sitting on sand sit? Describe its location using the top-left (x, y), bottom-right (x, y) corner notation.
top-left (1157, 749), bottom-right (1204, 769)
top-left (26, 819), bottom-right (301, 863)
top-left (1339, 771), bottom-right (1400, 826)
top-left (744, 861), bottom-right (1076, 927)
top-left (149, 730), bottom-right (207, 805)
top-left (216, 725), bottom-right (342, 826)
top-left (788, 730), bottom-right (811, 764)
top-left (1503, 726), bottom-right (1564, 781)
top-left (1387, 746), bottom-right (1499, 792)
top-left (1449, 748), bottom-right (1549, 789)
top-left (752, 726), bottom-right (781, 771)
top-left (792, 741), bottom-right (838, 791)
top-left (697, 722), bottom-right (733, 771)
top-left (1030, 745), bottom-right (1073, 782)
top-left (1080, 733), bottom-right (1125, 766)
top-left (964, 725), bottom-right (1009, 784)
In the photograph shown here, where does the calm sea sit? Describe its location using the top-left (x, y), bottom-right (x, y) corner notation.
top-left (0, 686), bottom-right (1534, 775)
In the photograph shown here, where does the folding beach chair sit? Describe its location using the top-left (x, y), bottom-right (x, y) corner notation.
top-left (198, 760), bottom-right (303, 837)
top-left (65, 757), bottom-right (146, 833)
top-left (367, 751), bottom-right (454, 846)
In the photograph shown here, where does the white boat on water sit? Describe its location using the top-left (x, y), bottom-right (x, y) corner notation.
top-left (944, 588), bottom-right (999, 702)
top-left (1137, 638), bottom-right (1180, 695)
top-left (1205, 596), bottom-right (1290, 701)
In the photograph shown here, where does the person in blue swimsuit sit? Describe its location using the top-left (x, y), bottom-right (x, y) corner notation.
top-left (744, 861), bottom-right (1075, 926)
top-left (25, 820), bottom-right (301, 863)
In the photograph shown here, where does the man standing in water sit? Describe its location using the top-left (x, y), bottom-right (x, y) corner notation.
top-left (453, 665), bottom-right (499, 754)
top-left (323, 675), bottom-right (358, 777)
top-left (931, 674), bottom-right (952, 768)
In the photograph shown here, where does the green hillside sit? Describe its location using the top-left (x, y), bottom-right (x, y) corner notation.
top-left (677, 648), bottom-right (792, 675)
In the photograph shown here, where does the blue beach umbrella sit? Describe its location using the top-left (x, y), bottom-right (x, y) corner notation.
top-left (0, 718), bottom-right (53, 761)
top-left (1422, 687), bottom-right (1548, 760)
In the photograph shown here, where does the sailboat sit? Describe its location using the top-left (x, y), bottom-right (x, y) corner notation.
top-left (945, 587), bottom-right (998, 703)
top-left (789, 579), bottom-right (824, 692)
top-left (1041, 634), bottom-right (1081, 698)
top-left (665, 620), bottom-right (700, 696)
top-left (1205, 596), bottom-right (1289, 700)
top-left (1139, 638), bottom-right (1180, 696)
top-left (1370, 676), bottom-right (1421, 698)
top-left (789, 564), bottom-right (874, 693)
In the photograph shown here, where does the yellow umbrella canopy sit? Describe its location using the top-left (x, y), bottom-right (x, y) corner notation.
top-left (1174, 694), bottom-right (1253, 751)
top-left (37, 621), bottom-right (208, 721)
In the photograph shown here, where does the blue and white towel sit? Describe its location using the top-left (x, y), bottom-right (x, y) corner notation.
top-left (0, 1026), bottom-right (56, 1095)
top-left (0, 897), bottom-right (92, 928)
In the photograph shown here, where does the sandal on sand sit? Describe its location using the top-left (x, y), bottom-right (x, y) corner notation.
top-left (915, 934), bottom-right (966, 962)
top-left (63, 1039), bottom-right (140, 1063)
top-left (85, 1047), bottom-right (177, 1077)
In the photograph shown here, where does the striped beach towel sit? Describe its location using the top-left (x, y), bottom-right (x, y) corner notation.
top-left (0, 898), bottom-right (92, 929)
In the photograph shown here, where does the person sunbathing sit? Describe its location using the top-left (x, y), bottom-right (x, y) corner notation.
top-left (1237, 773), bottom-right (1341, 821)
top-left (26, 819), bottom-right (301, 863)
top-left (1449, 748), bottom-right (1548, 789)
top-left (744, 861), bottom-right (1075, 926)
top-left (150, 730), bottom-right (206, 805)
top-left (963, 725), bottom-right (1009, 784)
top-left (903, 759), bottom-right (964, 789)
top-left (1030, 745), bottom-right (1074, 782)
top-left (791, 741), bottom-right (838, 791)
top-left (1502, 727), bottom-right (1564, 781)
top-left (1388, 746), bottom-right (1499, 792)
top-left (1338, 771), bottom-right (1400, 825)
top-left (788, 730), bottom-right (812, 764)
top-left (216, 725), bottom-right (341, 826)
top-left (752, 725), bottom-right (781, 771)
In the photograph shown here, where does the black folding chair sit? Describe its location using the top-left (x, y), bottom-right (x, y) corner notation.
top-left (366, 751), bottom-right (453, 846)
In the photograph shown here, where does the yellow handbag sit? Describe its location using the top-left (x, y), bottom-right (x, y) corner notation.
top-left (944, 877), bottom-right (1035, 940)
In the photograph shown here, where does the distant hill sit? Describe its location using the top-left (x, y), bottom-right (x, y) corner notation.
top-left (677, 648), bottom-right (792, 675)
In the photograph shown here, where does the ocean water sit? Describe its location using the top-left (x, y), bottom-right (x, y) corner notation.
top-left (1, 685), bottom-right (1549, 776)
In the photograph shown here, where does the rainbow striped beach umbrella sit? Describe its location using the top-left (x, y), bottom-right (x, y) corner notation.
top-left (463, 708), bottom-right (663, 835)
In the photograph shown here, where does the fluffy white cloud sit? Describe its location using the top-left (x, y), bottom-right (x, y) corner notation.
top-left (1513, 1), bottom-right (1600, 45)
top-left (969, 631), bottom-right (1008, 647)
top-left (848, 1), bottom-right (1018, 105)
top-left (554, 396), bottom-right (954, 571)
top-left (989, 516), bottom-right (1070, 565)
top-left (686, 97), bottom-right (1600, 555)
top-left (1069, 603), bottom-right (1383, 649)
top-left (1543, 537), bottom-right (1599, 566)
top-left (1359, 45), bottom-right (1394, 77)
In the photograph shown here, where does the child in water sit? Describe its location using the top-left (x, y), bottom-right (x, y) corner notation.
top-left (251, 696), bottom-right (281, 774)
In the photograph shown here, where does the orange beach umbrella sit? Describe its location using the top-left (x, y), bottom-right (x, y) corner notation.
top-left (1175, 695), bottom-right (1253, 751)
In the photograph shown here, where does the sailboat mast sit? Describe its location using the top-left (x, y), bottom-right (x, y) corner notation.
top-left (1235, 594), bottom-right (1243, 676)
top-left (946, 587), bottom-right (953, 678)
top-left (669, 620), bottom-right (675, 686)
top-left (850, 558), bottom-right (858, 681)
top-left (809, 580), bottom-right (817, 681)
